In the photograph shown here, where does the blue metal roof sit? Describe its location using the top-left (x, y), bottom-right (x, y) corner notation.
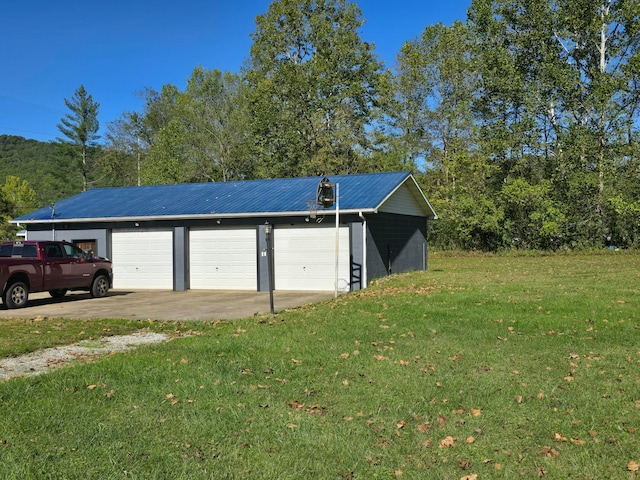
top-left (14, 171), bottom-right (436, 223)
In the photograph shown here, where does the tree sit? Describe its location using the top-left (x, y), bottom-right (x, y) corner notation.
top-left (393, 21), bottom-right (477, 180)
top-left (182, 67), bottom-right (254, 181)
top-left (104, 85), bottom-right (180, 186)
top-left (246, 0), bottom-right (388, 177)
top-left (142, 119), bottom-right (192, 185)
top-left (106, 70), bottom-right (255, 186)
top-left (392, 21), bottom-right (509, 250)
top-left (101, 112), bottom-right (145, 187)
top-left (57, 85), bottom-right (101, 191)
top-left (0, 176), bottom-right (37, 240)
top-left (465, 0), bottom-right (640, 248)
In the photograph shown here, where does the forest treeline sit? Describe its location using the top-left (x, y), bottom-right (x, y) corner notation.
top-left (2, 0), bottom-right (639, 250)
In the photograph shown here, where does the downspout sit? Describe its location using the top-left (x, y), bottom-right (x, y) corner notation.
top-left (359, 211), bottom-right (367, 289)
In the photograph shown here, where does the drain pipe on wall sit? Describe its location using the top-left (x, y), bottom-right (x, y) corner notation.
top-left (359, 211), bottom-right (367, 289)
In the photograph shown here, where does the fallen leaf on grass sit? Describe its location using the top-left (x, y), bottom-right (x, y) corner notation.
top-left (466, 436), bottom-right (475, 444)
top-left (628, 460), bottom-right (639, 472)
top-left (540, 446), bottom-right (559, 458)
top-left (460, 475), bottom-right (477, 480)
top-left (515, 395), bottom-right (524, 404)
top-left (306, 405), bottom-right (326, 415)
top-left (470, 409), bottom-right (482, 417)
top-left (570, 438), bottom-right (585, 445)
top-left (555, 433), bottom-right (567, 442)
top-left (373, 355), bottom-right (388, 361)
top-left (417, 422), bottom-right (431, 432)
top-left (287, 400), bottom-right (304, 411)
top-left (439, 436), bottom-right (456, 448)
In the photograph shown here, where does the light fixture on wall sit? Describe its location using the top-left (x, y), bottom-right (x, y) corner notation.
top-left (134, 222), bottom-right (140, 227)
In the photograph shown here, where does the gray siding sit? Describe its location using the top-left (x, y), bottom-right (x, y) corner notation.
top-left (350, 222), bottom-right (364, 291)
top-left (174, 227), bottom-right (189, 291)
top-left (257, 224), bottom-right (270, 292)
top-left (366, 213), bottom-right (427, 282)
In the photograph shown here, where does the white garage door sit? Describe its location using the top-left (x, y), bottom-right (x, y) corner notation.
top-left (112, 229), bottom-right (174, 289)
top-left (190, 228), bottom-right (257, 290)
top-left (274, 225), bottom-right (350, 291)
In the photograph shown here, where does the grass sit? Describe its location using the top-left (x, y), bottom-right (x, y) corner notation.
top-left (0, 252), bottom-right (638, 479)
top-left (0, 317), bottom-right (206, 357)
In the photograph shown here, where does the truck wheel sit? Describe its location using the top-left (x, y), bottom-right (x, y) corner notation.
top-left (91, 274), bottom-right (109, 298)
top-left (4, 281), bottom-right (29, 308)
top-left (49, 289), bottom-right (68, 298)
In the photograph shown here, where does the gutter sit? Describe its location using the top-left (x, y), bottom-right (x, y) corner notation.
top-left (359, 211), bottom-right (367, 289)
top-left (11, 208), bottom-right (380, 225)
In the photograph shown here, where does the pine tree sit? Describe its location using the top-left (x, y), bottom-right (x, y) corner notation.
top-left (57, 85), bottom-right (100, 191)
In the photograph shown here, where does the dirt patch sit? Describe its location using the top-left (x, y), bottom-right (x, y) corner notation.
top-left (0, 332), bottom-right (170, 381)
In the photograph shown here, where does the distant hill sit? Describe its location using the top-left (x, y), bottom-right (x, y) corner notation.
top-left (0, 135), bottom-right (84, 206)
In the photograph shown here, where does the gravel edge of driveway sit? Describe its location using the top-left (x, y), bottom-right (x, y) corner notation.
top-left (0, 331), bottom-right (171, 381)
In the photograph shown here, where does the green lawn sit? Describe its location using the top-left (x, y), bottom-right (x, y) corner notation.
top-left (0, 252), bottom-right (638, 479)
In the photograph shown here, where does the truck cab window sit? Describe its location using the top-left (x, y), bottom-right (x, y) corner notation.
top-left (63, 244), bottom-right (85, 258)
top-left (46, 244), bottom-right (63, 258)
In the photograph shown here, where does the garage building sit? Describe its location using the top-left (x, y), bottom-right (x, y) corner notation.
top-left (12, 172), bottom-right (437, 293)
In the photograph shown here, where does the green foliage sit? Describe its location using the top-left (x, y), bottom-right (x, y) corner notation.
top-left (105, 70), bottom-right (255, 185)
top-left (4, 0), bottom-right (638, 251)
top-left (403, 0), bottom-right (640, 250)
top-left (143, 119), bottom-right (192, 185)
top-left (56, 85), bottom-right (101, 191)
top-left (500, 178), bottom-right (565, 249)
top-left (0, 176), bottom-right (37, 240)
top-left (430, 191), bottom-right (507, 250)
top-left (182, 67), bottom-right (254, 181)
top-left (246, 0), bottom-right (388, 177)
top-left (0, 135), bottom-right (78, 205)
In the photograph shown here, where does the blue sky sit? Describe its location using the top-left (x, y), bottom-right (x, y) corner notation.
top-left (1, 0), bottom-right (470, 143)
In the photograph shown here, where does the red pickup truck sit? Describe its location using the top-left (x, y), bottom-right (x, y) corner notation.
top-left (0, 240), bottom-right (113, 308)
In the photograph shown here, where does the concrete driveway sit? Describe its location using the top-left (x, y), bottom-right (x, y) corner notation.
top-left (0, 289), bottom-right (335, 321)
